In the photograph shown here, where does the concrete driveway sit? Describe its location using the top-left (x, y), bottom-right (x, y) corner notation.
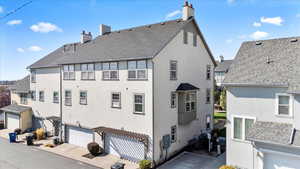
top-left (158, 152), bottom-right (226, 169)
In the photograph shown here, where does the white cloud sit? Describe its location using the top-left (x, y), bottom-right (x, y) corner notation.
top-left (250, 31), bottom-right (269, 40)
top-left (227, 0), bottom-right (235, 4)
top-left (226, 39), bottom-right (233, 44)
top-left (297, 14), bottom-right (300, 18)
top-left (165, 10), bottom-right (182, 19)
top-left (28, 46), bottom-right (42, 52)
top-left (0, 6), bottom-right (3, 13)
top-left (260, 17), bottom-right (283, 26)
top-left (253, 22), bottom-right (261, 27)
top-left (17, 48), bottom-right (25, 53)
top-left (7, 20), bottom-right (22, 26)
top-left (30, 22), bottom-right (63, 33)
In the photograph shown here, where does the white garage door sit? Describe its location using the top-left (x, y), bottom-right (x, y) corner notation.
top-left (67, 126), bottom-right (94, 148)
top-left (264, 153), bottom-right (300, 169)
top-left (6, 113), bottom-right (20, 130)
top-left (105, 133), bottom-right (145, 162)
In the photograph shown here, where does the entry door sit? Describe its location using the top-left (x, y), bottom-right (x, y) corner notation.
top-left (6, 113), bottom-right (20, 130)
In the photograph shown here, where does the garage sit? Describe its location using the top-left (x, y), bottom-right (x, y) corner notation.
top-left (264, 152), bottom-right (300, 169)
top-left (6, 113), bottom-right (20, 130)
top-left (66, 126), bottom-right (94, 148)
top-left (105, 133), bottom-right (145, 162)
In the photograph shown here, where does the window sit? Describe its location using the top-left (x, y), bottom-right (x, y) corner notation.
top-left (63, 65), bottom-right (75, 80)
top-left (31, 91), bottom-right (36, 101)
top-left (185, 92), bottom-right (196, 112)
top-left (79, 91), bottom-right (87, 105)
top-left (20, 93), bottom-right (28, 105)
top-left (206, 115), bottom-right (211, 129)
top-left (171, 125), bottom-right (177, 143)
top-left (183, 31), bottom-right (188, 44)
top-left (81, 63), bottom-right (95, 80)
top-left (39, 91), bottom-right (44, 102)
top-left (233, 116), bottom-right (255, 140)
top-left (170, 61), bottom-right (177, 80)
top-left (134, 94), bottom-right (145, 114)
top-left (277, 94), bottom-right (292, 116)
top-left (171, 92), bottom-right (176, 108)
top-left (53, 92), bottom-right (59, 103)
top-left (65, 90), bottom-right (72, 106)
top-left (31, 70), bottom-right (36, 83)
top-left (206, 88), bottom-right (211, 104)
top-left (206, 65), bottom-right (211, 80)
top-left (193, 33), bottom-right (197, 47)
top-left (111, 92), bottom-right (121, 108)
top-left (128, 60), bottom-right (147, 80)
top-left (103, 62), bottom-right (119, 80)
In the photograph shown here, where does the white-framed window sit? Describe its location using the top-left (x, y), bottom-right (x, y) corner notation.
top-left (111, 92), bottom-right (121, 108)
top-left (31, 70), bottom-right (36, 83)
top-left (102, 62), bottom-right (119, 80)
top-left (53, 91), bottom-right (59, 103)
top-left (31, 91), bottom-right (36, 101)
top-left (63, 65), bottom-right (75, 80)
top-left (183, 31), bottom-right (188, 44)
top-left (170, 60), bottom-right (177, 80)
top-left (65, 90), bottom-right (72, 106)
top-left (128, 60), bottom-right (147, 80)
top-left (232, 116), bottom-right (255, 141)
top-left (79, 91), bottom-right (87, 105)
top-left (193, 33), bottom-right (197, 47)
top-left (134, 93), bottom-right (145, 114)
top-left (206, 88), bottom-right (211, 104)
top-left (276, 93), bottom-right (293, 116)
top-left (171, 125), bottom-right (177, 143)
top-left (206, 65), bottom-right (211, 80)
top-left (171, 92), bottom-right (176, 108)
top-left (81, 63), bottom-right (95, 80)
top-left (39, 91), bottom-right (44, 102)
top-left (20, 93), bottom-right (28, 105)
top-left (185, 91), bottom-right (196, 112)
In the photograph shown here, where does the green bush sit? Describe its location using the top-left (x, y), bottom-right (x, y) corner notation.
top-left (139, 160), bottom-right (151, 169)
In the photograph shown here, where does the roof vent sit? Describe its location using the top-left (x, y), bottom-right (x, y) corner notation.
top-left (290, 38), bottom-right (298, 42)
top-left (255, 41), bottom-right (262, 45)
top-left (266, 56), bottom-right (273, 64)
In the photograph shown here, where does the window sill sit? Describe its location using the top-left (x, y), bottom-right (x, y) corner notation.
top-left (81, 79), bottom-right (96, 81)
top-left (64, 104), bottom-right (72, 106)
top-left (127, 79), bottom-right (148, 81)
top-left (102, 79), bottom-right (120, 81)
top-left (170, 79), bottom-right (177, 81)
top-left (80, 103), bottom-right (87, 105)
top-left (63, 79), bottom-right (76, 81)
top-left (275, 114), bottom-right (293, 119)
top-left (133, 112), bottom-right (145, 115)
top-left (53, 102), bottom-right (59, 104)
top-left (111, 106), bottom-right (121, 109)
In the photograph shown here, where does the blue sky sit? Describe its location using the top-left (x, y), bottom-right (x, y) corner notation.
top-left (0, 0), bottom-right (300, 80)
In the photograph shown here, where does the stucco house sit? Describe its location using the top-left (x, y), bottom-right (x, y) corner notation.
top-left (224, 37), bottom-right (300, 169)
top-left (24, 2), bottom-right (215, 164)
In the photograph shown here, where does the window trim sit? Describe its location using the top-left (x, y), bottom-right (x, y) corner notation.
top-left (133, 93), bottom-right (145, 115)
top-left (231, 115), bottom-right (256, 141)
top-left (171, 125), bottom-right (177, 143)
top-left (39, 91), bottom-right (44, 102)
top-left (206, 88), bottom-right (211, 104)
top-left (170, 60), bottom-right (177, 80)
top-left (171, 92), bottom-right (177, 108)
top-left (275, 93), bottom-right (293, 117)
top-left (31, 70), bottom-right (36, 83)
top-left (20, 93), bottom-right (28, 105)
top-left (102, 62), bottom-right (119, 80)
top-left (31, 91), bottom-right (36, 101)
top-left (81, 63), bottom-right (95, 80)
top-left (111, 92), bottom-right (121, 108)
top-left (206, 65), bottom-right (211, 80)
top-left (63, 64), bottom-right (75, 80)
top-left (185, 91), bottom-right (197, 112)
top-left (127, 60), bottom-right (148, 80)
top-left (64, 90), bottom-right (72, 106)
top-left (53, 91), bottom-right (59, 104)
top-left (79, 91), bottom-right (87, 105)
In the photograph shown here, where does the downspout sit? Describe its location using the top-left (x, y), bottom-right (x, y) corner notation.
top-left (59, 65), bottom-right (63, 142)
top-left (152, 60), bottom-right (155, 167)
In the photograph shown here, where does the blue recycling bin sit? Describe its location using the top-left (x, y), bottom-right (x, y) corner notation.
top-left (9, 133), bottom-right (16, 143)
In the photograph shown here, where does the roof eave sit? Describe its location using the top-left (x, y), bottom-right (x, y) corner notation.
top-left (222, 83), bottom-right (289, 88)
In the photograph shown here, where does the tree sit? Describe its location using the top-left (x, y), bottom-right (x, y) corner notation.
top-left (220, 90), bottom-right (226, 110)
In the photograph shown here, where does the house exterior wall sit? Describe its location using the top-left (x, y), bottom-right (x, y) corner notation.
top-left (153, 22), bottom-right (214, 163)
top-left (226, 86), bottom-right (297, 169)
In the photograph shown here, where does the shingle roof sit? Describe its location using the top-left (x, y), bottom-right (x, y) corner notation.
top-left (215, 60), bottom-right (233, 72)
top-left (0, 104), bottom-right (31, 114)
top-left (223, 37), bottom-right (300, 92)
top-left (10, 76), bottom-right (30, 93)
top-left (176, 83), bottom-right (199, 91)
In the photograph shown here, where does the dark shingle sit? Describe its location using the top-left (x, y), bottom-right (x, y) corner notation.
top-left (10, 76), bottom-right (30, 93)
top-left (176, 83), bottom-right (199, 91)
top-left (215, 60), bottom-right (233, 72)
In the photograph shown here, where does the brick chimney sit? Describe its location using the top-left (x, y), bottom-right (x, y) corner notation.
top-left (99, 24), bottom-right (111, 35)
top-left (80, 30), bottom-right (92, 43)
top-left (182, 1), bottom-right (194, 21)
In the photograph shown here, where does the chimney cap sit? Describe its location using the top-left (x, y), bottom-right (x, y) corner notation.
top-left (184, 1), bottom-right (189, 7)
top-left (190, 4), bottom-right (193, 8)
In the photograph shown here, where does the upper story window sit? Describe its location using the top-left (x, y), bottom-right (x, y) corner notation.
top-left (39, 91), bottom-right (44, 102)
top-left (79, 91), bottom-right (87, 105)
top-left (193, 33), bottom-right (197, 47)
top-left (111, 92), bottom-right (121, 108)
top-left (185, 92), bottom-right (196, 112)
top-left (53, 91), bottom-right (59, 103)
top-left (63, 65), bottom-right (75, 80)
top-left (206, 88), bottom-right (211, 104)
top-left (81, 63), bottom-right (95, 80)
top-left (31, 91), bottom-right (36, 101)
top-left (233, 116), bottom-right (255, 140)
top-left (31, 70), bottom-right (36, 83)
top-left (276, 94), bottom-right (292, 116)
top-left (20, 93), bottom-right (28, 105)
top-left (170, 60), bottom-right (177, 80)
top-left (183, 31), bottom-right (188, 44)
top-left (171, 92), bottom-right (176, 108)
top-left (206, 65), bottom-right (211, 80)
top-left (103, 62), bottom-right (118, 80)
top-left (65, 90), bottom-right (72, 106)
top-left (134, 93), bottom-right (145, 114)
top-left (128, 60), bottom-right (147, 80)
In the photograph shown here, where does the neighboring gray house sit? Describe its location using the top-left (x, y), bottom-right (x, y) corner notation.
top-left (215, 55), bottom-right (233, 86)
top-left (224, 37), bottom-right (300, 169)
top-left (26, 2), bottom-right (216, 165)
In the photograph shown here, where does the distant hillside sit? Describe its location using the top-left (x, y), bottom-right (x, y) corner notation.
top-left (0, 81), bottom-right (16, 86)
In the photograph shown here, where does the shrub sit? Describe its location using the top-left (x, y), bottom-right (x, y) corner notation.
top-left (219, 165), bottom-right (236, 169)
top-left (139, 160), bottom-right (151, 169)
top-left (87, 142), bottom-right (100, 156)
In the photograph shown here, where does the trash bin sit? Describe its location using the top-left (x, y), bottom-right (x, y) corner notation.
top-left (111, 162), bottom-right (125, 169)
top-left (8, 133), bottom-right (16, 143)
top-left (53, 137), bottom-right (59, 145)
top-left (26, 133), bottom-right (34, 146)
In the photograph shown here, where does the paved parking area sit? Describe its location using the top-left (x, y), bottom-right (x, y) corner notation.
top-left (158, 152), bottom-right (226, 169)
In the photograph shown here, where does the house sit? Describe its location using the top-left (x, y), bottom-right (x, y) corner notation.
top-left (215, 55), bottom-right (233, 87)
top-left (26, 2), bottom-right (215, 164)
top-left (0, 76), bottom-right (32, 131)
top-left (223, 37), bottom-right (300, 169)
